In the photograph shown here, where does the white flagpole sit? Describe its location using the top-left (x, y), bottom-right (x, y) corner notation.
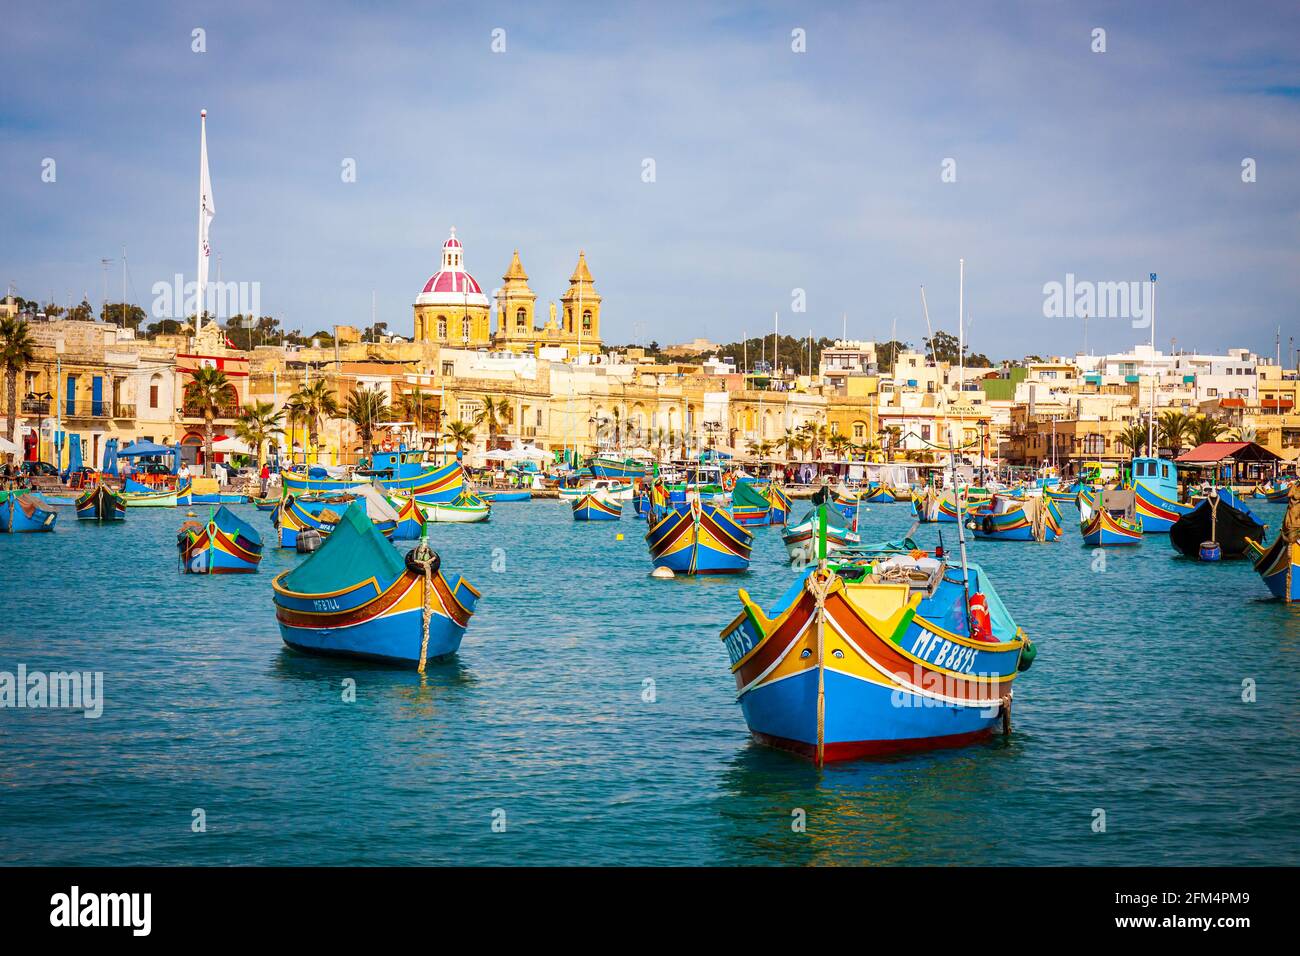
top-left (197, 109), bottom-right (215, 332)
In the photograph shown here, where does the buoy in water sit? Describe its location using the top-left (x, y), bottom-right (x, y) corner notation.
top-left (650, 566), bottom-right (675, 579)
top-left (616, 533), bottom-right (624, 541)
top-left (185, 511), bottom-right (197, 517)
top-left (1199, 540), bottom-right (1222, 562)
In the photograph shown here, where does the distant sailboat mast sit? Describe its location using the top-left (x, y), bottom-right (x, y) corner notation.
top-left (1147, 273), bottom-right (1157, 455)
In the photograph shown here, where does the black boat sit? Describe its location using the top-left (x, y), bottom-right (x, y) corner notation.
top-left (1169, 488), bottom-right (1266, 560)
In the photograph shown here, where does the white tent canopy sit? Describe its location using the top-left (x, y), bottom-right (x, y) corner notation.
top-left (342, 484), bottom-right (402, 522)
top-left (0, 435), bottom-right (20, 456)
top-left (211, 436), bottom-right (254, 454)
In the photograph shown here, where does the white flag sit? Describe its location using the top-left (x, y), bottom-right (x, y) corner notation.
top-left (197, 110), bottom-right (215, 323)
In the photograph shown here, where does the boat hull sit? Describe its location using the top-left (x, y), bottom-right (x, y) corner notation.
top-left (2, 493), bottom-right (58, 532)
top-left (572, 493), bottom-right (621, 521)
top-left (970, 499), bottom-right (1063, 541)
top-left (273, 567), bottom-right (479, 667)
top-left (1079, 508), bottom-right (1142, 546)
top-left (1133, 483), bottom-right (1193, 533)
top-left (179, 507), bottom-right (264, 573)
top-left (646, 500), bottom-right (752, 574)
top-left (280, 460), bottom-right (466, 503)
top-left (1249, 536), bottom-right (1300, 601)
top-left (75, 486), bottom-right (127, 521)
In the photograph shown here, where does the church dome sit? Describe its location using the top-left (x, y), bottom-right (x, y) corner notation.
top-left (416, 227), bottom-right (489, 307)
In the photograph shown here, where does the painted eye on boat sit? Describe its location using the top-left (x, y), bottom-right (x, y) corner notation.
top-left (800, 649), bottom-right (811, 658)
top-left (832, 649), bottom-right (844, 658)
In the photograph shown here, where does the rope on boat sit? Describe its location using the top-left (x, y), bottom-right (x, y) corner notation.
top-left (808, 568), bottom-right (833, 768)
top-left (406, 539), bottom-right (441, 673)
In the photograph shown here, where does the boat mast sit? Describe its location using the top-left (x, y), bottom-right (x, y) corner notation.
top-left (1147, 273), bottom-right (1157, 456)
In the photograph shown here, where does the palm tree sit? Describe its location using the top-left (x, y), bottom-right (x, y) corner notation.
top-left (1158, 410), bottom-right (1193, 456)
top-left (1187, 415), bottom-right (1228, 448)
top-left (290, 379), bottom-right (340, 455)
top-left (1116, 422), bottom-right (1149, 457)
top-left (235, 401), bottom-right (284, 474)
top-left (473, 396), bottom-right (512, 449)
top-left (184, 367), bottom-right (233, 477)
top-left (283, 395), bottom-right (307, 465)
top-left (443, 419), bottom-right (476, 458)
top-left (394, 387), bottom-right (432, 436)
top-left (826, 432), bottom-right (851, 460)
top-left (0, 317), bottom-right (36, 444)
top-left (347, 386), bottom-right (391, 459)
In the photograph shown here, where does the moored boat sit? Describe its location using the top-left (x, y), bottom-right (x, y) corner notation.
top-left (424, 491), bottom-right (491, 523)
top-left (721, 503), bottom-right (1034, 764)
top-left (969, 494), bottom-right (1063, 542)
top-left (281, 452), bottom-right (466, 503)
top-left (178, 506), bottom-right (264, 573)
top-left (1, 490), bottom-right (58, 532)
top-left (120, 486), bottom-right (178, 508)
top-left (589, 455), bottom-right (651, 481)
top-left (645, 495), bottom-right (752, 574)
top-left (1131, 456), bottom-right (1194, 532)
top-left (482, 490), bottom-right (531, 502)
top-left (272, 502), bottom-right (480, 668)
top-left (1245, 535), bottom-right (1300, 602)
top-left (765, 483), bottom-right (792, 525)
top-left (730, 480), bottom-right (773, 527)
top-left (782, 503), bottom-right (860, 565)
top-left (1078, 488), bottom-right (1142, 546)
top-left (862, 482), bottom-right (896, 504)
top-left (572, 491), bottom-right (621, 521)
top-left (74, 483), bottom-right (127, 522)
top-left (388, 494), bottom-right (427, 539)
top-left (1169, 488), bottom-right (1267, 560)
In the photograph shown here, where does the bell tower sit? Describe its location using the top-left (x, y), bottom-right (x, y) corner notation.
top-left (559, 250), bottom-right (601, 355)
top-left (496, 250), bottom-right (536, 344)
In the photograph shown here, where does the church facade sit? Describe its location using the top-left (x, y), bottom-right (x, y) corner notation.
top-left (413, 228), bottom-right (602, 359)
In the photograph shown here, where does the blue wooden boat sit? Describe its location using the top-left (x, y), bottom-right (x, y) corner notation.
top-left (281, 450), bottom-right (466, 503)
top-left (272, 502), bottom-right (481, 668)
top-left (572, 491), bottom-right (621, 521)
top-left (730, 480), bottom-right (773, 527)
top-left (862, 481), bottom-right (896, 504)
top-left (483, 490), bottom-right (531, 502)
top-left (1132, 456), bottom-right (1193, 532)
top-left (192, 492), bottom-right (247, 504)
top-left (721, 506), bottom-right (1034, 764)
top-left (782, 504), bottom-right (859, 564)
top-left (1, 491), bottom-right (57, 532)
top-left (765, 483), bottom-right (792, 525)
top-left (254, 498), bottom-right (279, 512)
top-left (1078, 488), bottom-right (1142, 546)
top-left (75, 483), bottom-right (127, 521)
top-left (645, 495), bottom-right (752, 573)
top-left (178, 506), bottom-right (264, 573)
top-left (388, 495), bottom-right (426, 539)
top-left (969, 495), bottom-right (1063, 542)
top-left (1246, 535), bottom-right (1300, 602)
top-left (589, 456), bottom-right (651, 480)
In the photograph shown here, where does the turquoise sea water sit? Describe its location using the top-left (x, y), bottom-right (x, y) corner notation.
top-left (1, 496), bottom-right (1297, 866)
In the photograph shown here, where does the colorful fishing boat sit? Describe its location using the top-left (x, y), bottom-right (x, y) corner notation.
top-left (178, 506), bottom-right (264, 573)
top-left (1263, 480), bottom-right (1294, 504)
top-left (281, 451), bottom-right (466, 503)
top-left (119, 486), bottom-right (178, 508)
top-left (911, 488), bottom-right (963, 523)
top-left (645, 496), bottom-right (753, 574)
top-left (1044, 481), bottom-right (1079, 506)
top-left (557, 479), bottom-right (634, 502)
top-left (969, 495), bottom-right (1063, 542)
top-left (863, 482), bottom-right (896, 504)
top-left (424, 491), bottom-right (491, 523)
top-left (275, 495), bottom-right (346, 548)
top-left (589, 455), bottom-right (652, 481)
top-left (572, 491), bottom-right (622, 521)
top-left (191, 492), bottom-right (248, 504)
top-left (272, 502), bottom-right (480, 667)
top-left (721, 508), bottom-right (1034, 763)
top-left (74, 483), bottom-right (127, 521)
top-left (253, 497), bottom-right (279, 512)
top-left (1246, 535), bottom-right (1300, 602)
top-left (730, 480), bottom-right (773, 527)
top-left (765, 483), bottom-right (792, 525)
top-left (1, 490), bottom-right (58, 532)
top-left (1078, 488), bottom-right (1142, 546)
top-left (782, 504), bottom-right (860, 564)
top-left (388, 495), bottom-right (427, 539)
top-left (1131, 456), bottom-right (1194, 532)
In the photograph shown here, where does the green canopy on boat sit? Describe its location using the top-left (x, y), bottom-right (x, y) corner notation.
top-left (280, 501), bottom-right (405, 595)
top-left (731, 480), bottom-right (770, 511)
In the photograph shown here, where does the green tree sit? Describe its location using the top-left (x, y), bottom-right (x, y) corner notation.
top-left (1, 317), bottom-right (36, 444)
top-left (1158, 410), bottom-right (1194, 455)
top-left (346, 387), bottom-right (391, 459)
top-left (473, 396), bottom-right (512, 449)
top-left (99, 302), bottom-right (147, 329)
top-left (235, 401), bottom-right (284, 474)
top-left (1116, 422), bottom-right (1149, 457)
top-left (290, 379), bottom-right (340, 451)
top-left (443, 419), bottom-right (476, 458)
top-left (183, 367), bottom-right (233, 477)
top-left (1187, 415), bottom-right (1228, 447)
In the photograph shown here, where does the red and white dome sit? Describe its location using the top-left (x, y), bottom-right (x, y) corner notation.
top-left (416, 227), bottom-right (488, 307)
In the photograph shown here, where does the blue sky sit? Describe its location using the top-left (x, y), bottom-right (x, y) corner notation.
top-left (2, 0), bottom-right (1297, 360)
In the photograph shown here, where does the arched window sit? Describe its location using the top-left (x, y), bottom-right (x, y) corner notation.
top-left (516, 308), bottom-right (526, 329)
top-left (582, 310), bottom-right (592, 332)
top-left (437, 317), bottom-right (447, 339)
top-left (462, 317), bottom-right (472, 341)
top-left (566, 310), bottom-right (573, 333)
top-left (149, 373), bottom-right (162, 409)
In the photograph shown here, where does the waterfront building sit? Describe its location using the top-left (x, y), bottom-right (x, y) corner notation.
top-left (413, 228), bottom-right (493, 349)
